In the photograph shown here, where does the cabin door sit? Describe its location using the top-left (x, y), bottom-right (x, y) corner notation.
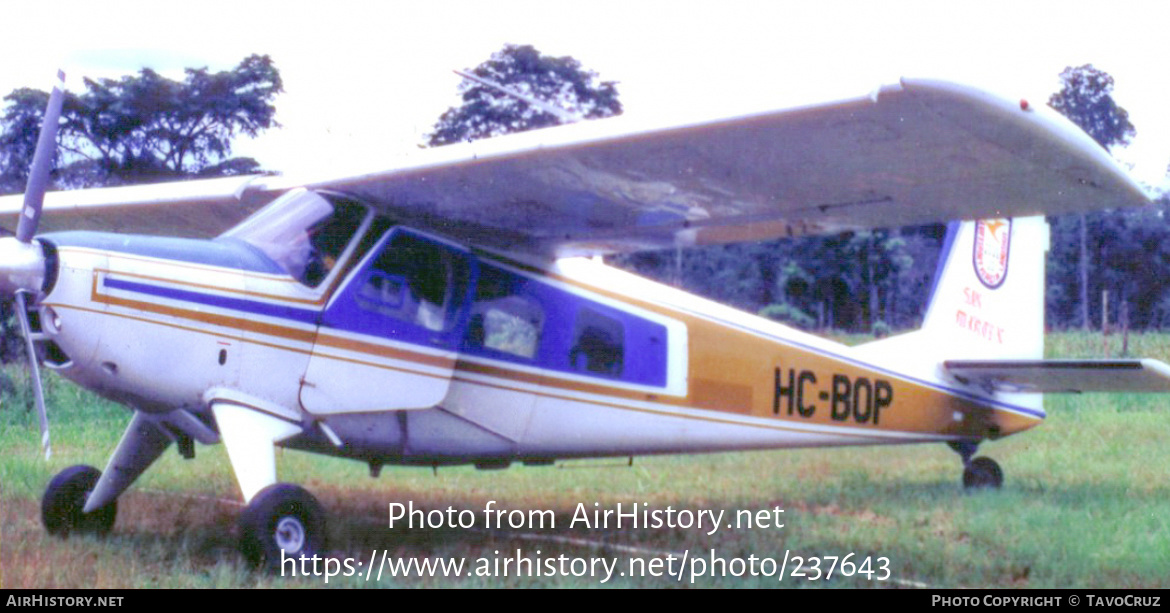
top-left (299, 228), bottom-right (472, 415)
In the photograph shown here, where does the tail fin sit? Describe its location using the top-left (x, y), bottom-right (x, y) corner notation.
top-left (851, 215), bottom-right (1049, 419)
top-left (928, 217), bottom-right (1170, 397)
top-left (920, 216), bottom-right (1048, 361)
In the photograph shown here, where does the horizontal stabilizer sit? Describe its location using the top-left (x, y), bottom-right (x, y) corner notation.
top-left (944, 359), bottom-right (1170, 393)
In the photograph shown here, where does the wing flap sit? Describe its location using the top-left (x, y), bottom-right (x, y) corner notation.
top-left (944, 359), bottom-right (1170, 393)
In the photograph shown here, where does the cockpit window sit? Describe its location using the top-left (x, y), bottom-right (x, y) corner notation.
top-left (220, 189), bottom-right (368, 287)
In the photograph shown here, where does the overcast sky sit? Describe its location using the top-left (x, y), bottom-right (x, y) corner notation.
top-left (4, 0), bottom-right (1168, 189)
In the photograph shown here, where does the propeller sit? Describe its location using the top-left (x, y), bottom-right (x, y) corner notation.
top-left (4, 70), bottom-right (65, 459)
top-left (15, 291), bottom-right (49, 458)
top-left (19, 71), bottom-right (66, 242)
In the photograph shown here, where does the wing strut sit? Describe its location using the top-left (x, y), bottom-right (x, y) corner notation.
top-left (211, 403), bottom-right (303, 503)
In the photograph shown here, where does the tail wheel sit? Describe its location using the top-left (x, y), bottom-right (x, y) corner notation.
top-left (42, 465), bottom-right (117, 536)
top-left (962, 456), bottom-right (1004, 490)
top-left (239, 483), bottom-right (326, 571)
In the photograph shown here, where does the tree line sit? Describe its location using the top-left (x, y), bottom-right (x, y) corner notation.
top-left (2, 49), bottom-right (1167, 335)
top-left (0, 54), bottom-right (281, 193)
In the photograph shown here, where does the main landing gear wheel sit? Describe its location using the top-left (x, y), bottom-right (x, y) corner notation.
top-left (42, 465), bottom-right (117, 537)
top-left (238, 483), bottom-right (326, 571)
top-left (962, 457), bottom-right (1004, 490)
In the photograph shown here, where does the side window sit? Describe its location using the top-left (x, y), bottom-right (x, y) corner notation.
top-left (570, 308), bottom-right (624, 376)
top-left (302, 200), bottom-right (368, 287)
top-left (455, 257), bottom-right (666, 386)
top-left (356, 232), bottom-right (467, 332)
top-left (465, 265), bottom-right (543, 359)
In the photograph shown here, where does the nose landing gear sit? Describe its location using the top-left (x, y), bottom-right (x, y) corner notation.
top-left (42, 465), bottom-right (117, 537)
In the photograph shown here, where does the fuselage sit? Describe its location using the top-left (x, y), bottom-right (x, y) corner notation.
top-left (31, 207), bottom-right (1043, 468)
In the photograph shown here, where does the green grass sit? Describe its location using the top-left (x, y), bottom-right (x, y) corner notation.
top-left (2, 333), bottom-right (1169, 588)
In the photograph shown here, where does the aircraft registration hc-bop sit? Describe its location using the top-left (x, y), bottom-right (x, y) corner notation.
top-left (3, 74), bottom-right (1169, 569)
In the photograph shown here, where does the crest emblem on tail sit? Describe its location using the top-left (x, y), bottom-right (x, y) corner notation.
top-left (973, 218), bottom-right (1011, 289)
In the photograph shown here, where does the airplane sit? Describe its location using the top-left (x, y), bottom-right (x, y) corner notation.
top-left (3, 74), bottom-right (1169, 571)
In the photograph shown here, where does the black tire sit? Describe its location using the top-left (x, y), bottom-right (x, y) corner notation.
top-left (238, 483), bottom-right (326, 571)
top-left (41, 465), bottom-right (117, 537)
top-left (962, 456), bottom-right (1004, 490)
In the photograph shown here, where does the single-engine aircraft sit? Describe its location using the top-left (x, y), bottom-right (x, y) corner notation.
top-left (4, 74), bottom-right (1169, 569)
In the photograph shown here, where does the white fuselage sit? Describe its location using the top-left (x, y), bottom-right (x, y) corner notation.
top-left (37, 224), bottom-right (1038, 469)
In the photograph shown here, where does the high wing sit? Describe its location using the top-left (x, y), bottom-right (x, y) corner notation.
top-left (944, 359), bottom-right (1170, 393)
top-left (0, 175), bottom-right (273, 238)
top-left (0, 78), bottom-right (1150, 256)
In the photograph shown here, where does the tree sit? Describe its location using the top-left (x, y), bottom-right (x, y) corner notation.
top-left (0, 54), bottom-right (283, 191)
top-left (426, 44), bottom-right (621, 147)
top-left (1048, 65), bottom-right (1135, 149)
top-left (0, 56), bottom-right (283, 365)
top-left (0, 88), bottom-right (50, 193)
top-left (1047, 65), bottom-right (1136, 330)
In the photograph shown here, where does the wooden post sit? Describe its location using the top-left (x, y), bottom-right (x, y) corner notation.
top-left (1121, 299), bottom-right (1130, 357)
top-left (1080, 215), bottom-right (1089, 330)
top-left (1102, 290), bottom-right (1109, 333)
top-left (1100, 290), bottom-right (1109, 356)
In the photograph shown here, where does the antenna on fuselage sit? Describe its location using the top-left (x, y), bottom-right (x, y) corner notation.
top-left (453, 69), bottom-right (582, 124)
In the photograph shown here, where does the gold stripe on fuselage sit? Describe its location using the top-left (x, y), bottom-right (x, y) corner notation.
top-left (60, 248), bottom-right (1041, 442)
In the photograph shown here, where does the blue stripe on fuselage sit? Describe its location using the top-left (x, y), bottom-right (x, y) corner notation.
top-left (103, 277), bottom-right (320, 325)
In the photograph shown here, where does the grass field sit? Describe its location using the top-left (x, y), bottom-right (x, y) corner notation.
top-left (1, 332), bottom-right (1168, 588)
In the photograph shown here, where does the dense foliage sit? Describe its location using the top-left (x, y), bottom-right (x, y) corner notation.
top-left (0, 54), bottom-right (282, 192)
top-left (612, 226), bottom-right (947, 331)
top-left (1048, 65), bottom-right (1136, 150)
top-left (426, 44), bottom-right (621, 147)
top-left (1046, 64), bottom-right (1145, 331)
top-left (0, 56), bottom-right (283, 362)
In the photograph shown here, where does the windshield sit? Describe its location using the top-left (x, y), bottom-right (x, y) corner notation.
top-left (220, 188), bottom-right (367, 286)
